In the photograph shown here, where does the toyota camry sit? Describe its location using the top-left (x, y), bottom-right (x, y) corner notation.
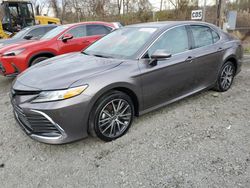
top-left (11, 21), bottom-right (243, 144)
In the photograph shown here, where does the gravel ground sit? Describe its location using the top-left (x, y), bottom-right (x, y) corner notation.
top-left (0, 60), bottom-right (250, 188)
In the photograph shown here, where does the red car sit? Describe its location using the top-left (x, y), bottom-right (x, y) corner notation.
top-left (0, 22), bottom-right (118, 76)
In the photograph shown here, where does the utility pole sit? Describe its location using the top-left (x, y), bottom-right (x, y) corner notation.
top-left (217, 0), bottom-right (226, 28)
top-left (202, 0), bottom-right (206, 22)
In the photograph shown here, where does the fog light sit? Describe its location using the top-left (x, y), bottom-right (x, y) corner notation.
top-left (0, 62), bottom-right (6, 73)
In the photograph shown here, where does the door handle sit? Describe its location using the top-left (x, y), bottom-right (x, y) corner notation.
top-left (82, 40), bottom-right (90, 43)
top-left (185, 56), bottom-right (195, 63)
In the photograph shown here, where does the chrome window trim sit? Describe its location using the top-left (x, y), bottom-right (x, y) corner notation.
top-left (138, 24), bottom-right (190, 59)
top-left (138, 23), bottom-right (222, 60)
top-left (57, 24), bottom-right (114, 41)
top-left (209, 26), bottom-right (222, 44)
top-left (57, 25), bottom-right (87, 40)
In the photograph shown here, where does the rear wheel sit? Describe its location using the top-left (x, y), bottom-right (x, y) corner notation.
top-left (214, 61), bottom-right (236, 92)
top-left (30, 57), bottom-right (49, 66)
top-left (89, 91), bottom-right (134, 142)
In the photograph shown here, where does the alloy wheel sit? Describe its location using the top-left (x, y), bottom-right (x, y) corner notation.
top-left (220, 64), bottom-right (234, 90)
top-left (98, 99), bottom-right (132, 139)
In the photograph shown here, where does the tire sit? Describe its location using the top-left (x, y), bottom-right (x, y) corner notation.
top-left (213, 61), bottom-right (236, 92)
top-left (30, 57), bottom-right (49, 66)
top-left (89, 91), bottom-right (135, 142)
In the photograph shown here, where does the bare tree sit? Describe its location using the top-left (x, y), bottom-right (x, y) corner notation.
top-left (117, 0), bottom-right (122, 15)
top-left (50, 0), bottom-right (59, 18)
top-left (45, 0), bottom-right (153, 24)
top-left (31, 0), bottom-right (49, 15)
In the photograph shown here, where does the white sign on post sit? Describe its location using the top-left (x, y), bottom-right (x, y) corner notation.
top-left (191, 10), bottom-right (203, 20)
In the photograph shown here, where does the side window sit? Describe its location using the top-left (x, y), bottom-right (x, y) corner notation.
top-left (87, 25), bottom-right (111, 36)
top-left (26, 28), bottom-right (45, 38)
top-left (211, 30), bottom-right (220, 43)
top-left (44, 26), bottom-right (57, 33)
top-left (148, 26), bottom-right (189, 56)
top-left (191, 25), bottom-right (213, 48)
top-left (66, 26), bottom-right (86, 38)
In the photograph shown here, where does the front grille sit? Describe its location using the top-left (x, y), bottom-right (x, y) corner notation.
top-left (26, 114), bottom-right (61, 135)
top-left (12, 89), bottom-right (41, 96)
top-left (13, 103), bottom-right (61, 136)
top-left (13, 102), bottom-right (32, 132)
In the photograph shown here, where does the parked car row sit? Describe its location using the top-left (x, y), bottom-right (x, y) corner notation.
top-left (6, 21), bottom-right (243, 144)
top-left (0, 21), bottom-right (119, 76)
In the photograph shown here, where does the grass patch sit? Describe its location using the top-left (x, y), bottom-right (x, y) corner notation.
top-left (244, 47), bottom-right (250, 54)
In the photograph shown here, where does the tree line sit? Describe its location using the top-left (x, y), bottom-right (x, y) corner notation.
top-left (31, 0), bottom-right (250, 25)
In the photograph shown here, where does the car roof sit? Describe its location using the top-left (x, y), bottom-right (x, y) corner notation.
top-left (29, 24), bottom-right (58, 28)
top-left (64, 21), bottom-right (113, 28)
top-left (128, 21), bottom-right (216, 29)
top-left (23, 24), bottom-right (58, 31)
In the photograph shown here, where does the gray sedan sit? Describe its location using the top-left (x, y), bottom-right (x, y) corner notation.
top-left (0, 25), bottom-right (58, 48)
top-left (11, 21), bottom-right (243, 144)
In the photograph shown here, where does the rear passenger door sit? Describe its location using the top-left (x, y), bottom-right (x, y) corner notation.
top-left (188, 25), bottom-right (224, 88)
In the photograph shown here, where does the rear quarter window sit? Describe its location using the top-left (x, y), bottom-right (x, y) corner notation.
top-left (211, 30), bottom-right (220, 43)
top-left (87, 25), bottom-right (112, 36)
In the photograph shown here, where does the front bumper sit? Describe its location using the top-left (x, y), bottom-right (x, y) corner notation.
top-left (13, 107), bottom-right (67, 144)
top-left (0, 60), bottom-right (19, 77)
top-left (0, 62), bottom-right (6, 73)
top-left (11, 92), bottom-right (93, 144)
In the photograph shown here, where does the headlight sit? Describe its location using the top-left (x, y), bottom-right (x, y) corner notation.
top-left (32, 85), bottom-right (88, 103)
top-left (3, 48), bottom-right (26, 56)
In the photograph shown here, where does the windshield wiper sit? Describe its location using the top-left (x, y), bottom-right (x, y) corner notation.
top-left (82, 52), bottom-right (113, 59)
top-left (91, 54), bottom-right (110, 58)
top-left (81, 51), bottom-right (89, 55)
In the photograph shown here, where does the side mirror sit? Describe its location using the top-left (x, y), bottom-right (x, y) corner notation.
top-left (62, 33), bottom-right (73, 42)
top-left (24, 35), bottom-right (33, 40)
top-left (149, 50), bottom-right (172, 66)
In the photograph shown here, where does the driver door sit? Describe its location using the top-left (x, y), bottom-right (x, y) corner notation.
top-left (57, 25), bottom-right (88, 54)
top-left (139, 25), bottom-right (198, 109)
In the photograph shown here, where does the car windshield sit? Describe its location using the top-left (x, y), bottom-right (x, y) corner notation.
top-left (41, 25), bottom-right (69, 40)
top-left (83, 27), bottom-right (157, 59)
top-left (12, 27), bottom-right (31, 39)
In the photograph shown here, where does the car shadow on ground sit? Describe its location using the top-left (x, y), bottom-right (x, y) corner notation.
top-left (2, 71), bottom-right (243, 153)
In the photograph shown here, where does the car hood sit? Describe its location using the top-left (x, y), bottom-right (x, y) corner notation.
top-left (0, 38), bottom-right (25, 48)
top-left (13, 52), bottom-right (123, 91)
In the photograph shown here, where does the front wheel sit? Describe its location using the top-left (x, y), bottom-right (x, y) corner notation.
top-left (213, 61), bottom-right (236, 92)
top-left (89, 91), bottom-right (134, 142)
top-left (30, 57), bottom-right (49, 66)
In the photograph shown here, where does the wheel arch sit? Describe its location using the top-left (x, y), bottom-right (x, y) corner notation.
top-left (111, 87), bottom-right (139, 117)
top-left (89, 84), bottom-right (140, 117)
top-left (28, 51), bottom-right (56, 67)
top-left (223, 55), bottom-right (237, 71)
